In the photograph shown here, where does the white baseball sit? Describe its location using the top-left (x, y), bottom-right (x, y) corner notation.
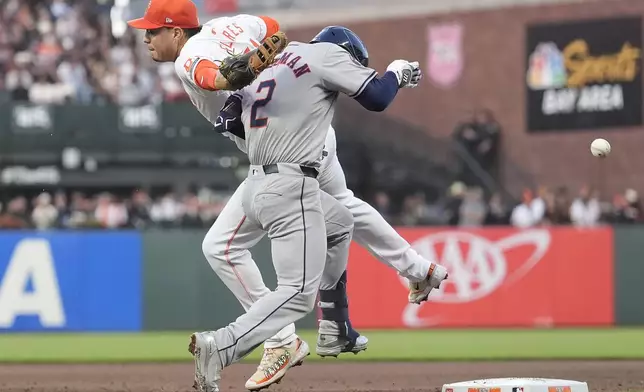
top-left (590, 138), bottom-right (611, 157)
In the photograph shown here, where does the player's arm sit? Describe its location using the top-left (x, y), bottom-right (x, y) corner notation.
top-left (214, 94), bottom-right (246, 139)
top-left (319, 45), bottom-right (421, 112)
top-left (353, 72), bottom-right (399, 112)
top-left (178, 55), bottom-right (234, 91)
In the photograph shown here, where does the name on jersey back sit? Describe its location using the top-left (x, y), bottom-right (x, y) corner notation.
top-left (271, 52), bottom-right (311, 78)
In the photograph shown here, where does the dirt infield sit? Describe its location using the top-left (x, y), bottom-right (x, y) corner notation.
top-left (1, 361), bottom-right (643, 392)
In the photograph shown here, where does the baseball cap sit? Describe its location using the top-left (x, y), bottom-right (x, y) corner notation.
top-left (127, 0), bottom-right (200, 30)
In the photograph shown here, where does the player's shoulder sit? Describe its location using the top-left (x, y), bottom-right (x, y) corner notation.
top-left (305, 42), bottom-right (354, 62)
top-left (177, 33), bottom-right (204, 63)
top-left (309, 41), bottom-right (344, 53)
top-left (202, 14), bottom-right (262, 29)
top-left (174, 51), bottom-right (193, 78)
top-left (282, 41), bottom-right (329, 57)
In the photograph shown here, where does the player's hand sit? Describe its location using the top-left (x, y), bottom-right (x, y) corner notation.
top-left (214, 94), bottom-right (245, 139)
top-left (407, 61), bottom-right (422, 88)
top-left (386, 60), bottom-right (422, 88)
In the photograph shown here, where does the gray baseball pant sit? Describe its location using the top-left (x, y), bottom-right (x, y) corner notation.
top-left (211, 163), bottom-right (352, 367)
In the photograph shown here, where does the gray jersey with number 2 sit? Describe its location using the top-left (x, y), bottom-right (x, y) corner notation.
top-left (238, 41), bottom-right (377, 167)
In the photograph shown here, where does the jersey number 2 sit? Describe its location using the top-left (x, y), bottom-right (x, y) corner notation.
top-left (250, 79), bottom-right (276, 128)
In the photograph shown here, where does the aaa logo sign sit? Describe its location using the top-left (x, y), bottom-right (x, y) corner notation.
top-left (346, 227), bottom-right (614, 328)
top-left (405, 230), bottom-right (550, 303)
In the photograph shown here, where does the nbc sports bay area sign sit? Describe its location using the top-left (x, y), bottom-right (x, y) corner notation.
top-left (525, 16), bottom-right (642, 131)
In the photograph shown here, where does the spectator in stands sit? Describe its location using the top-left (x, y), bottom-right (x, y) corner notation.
top-left (610, 189), bottom-right (642, 224)
top-left (530, 186), bottom-right (548, 225)
top-left (94, 193), bottom-right (129, 229)
top-left (128, 189), bottom-right (153, 229)
top-left (53, 191), bottom-right (71, 228)
top-left (484, 192), bottom-right (509, 225)
top-left (57, 51), bottom-right (94, 103)
top-left (445, 181), bottom-right (466, 225)
top-left (31, 192), bottom-right (59, 230)
top-left (452, 109), bottom-right (501, 187)
top-left (373, 191), bottom-right (393, 223)
top-left (458, 187), bottom-right (486, 227)
top-left (0, 197), bottom-right (30, 229)
top-left (569, 185), bottom-right (601, 227)
top-left (1, 0), bottom-right (175, 105)
top-left (545, 186), bottom-right (571, 225)
top-left (624, 188), bottom-right (642, 223)
top-left (510, 188), bottom-right (538, 228)
top-left (181, 192), bottom-right (205, 228)
top-left (150, 192), bottom-right (182, 228)
top-left (4, 53), bottom-right (33, 101)
top-left (67, 192), bottom-right (90, 228)
top-left (473, 109), bottom-right (501, 179)
top-left (29, 72), bottom-right (75, 104)
top-left (400, 192), bottom-right (432, 226)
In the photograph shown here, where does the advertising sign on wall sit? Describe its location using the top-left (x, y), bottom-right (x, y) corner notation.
top-left (347, 227), bottom-right (614, 328)
top-left (526, 17), bottom-right (642, 131)
top-left (426, 22), bottom-right (464, 88)
top-left (0, 232), bottom-right (142, 331)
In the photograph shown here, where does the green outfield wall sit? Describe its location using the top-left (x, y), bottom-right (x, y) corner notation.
top-left (139, 226), bottom-right (644, 330)
top-left (142, 230), bottom-right (318, 330)
top-left (614, 226), bottom-right (644, 325)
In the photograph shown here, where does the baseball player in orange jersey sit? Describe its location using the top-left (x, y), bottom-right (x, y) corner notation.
top-left (128, 1), bottom-right (448, 390)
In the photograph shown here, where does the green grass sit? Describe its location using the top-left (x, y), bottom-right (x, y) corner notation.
top-left (0, 329), bottom-right (643, 363)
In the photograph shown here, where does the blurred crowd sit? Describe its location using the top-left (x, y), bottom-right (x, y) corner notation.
top-left (372, 182), bottom-right (643, 228)
top-left (1, 0), bottom-right (186, 105)
top-left (1, 182), bottom-right (640, 231)
top-left (0, 189), bottom-right (232, 230)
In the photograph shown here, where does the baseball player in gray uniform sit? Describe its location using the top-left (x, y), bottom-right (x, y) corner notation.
top-left (189, 26), bottom-right (434, 392)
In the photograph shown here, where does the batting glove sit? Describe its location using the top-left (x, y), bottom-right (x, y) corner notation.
top-left (386, 59), bottom-right (422, 88)
top-left (407, 61), bottom-right (422, 88)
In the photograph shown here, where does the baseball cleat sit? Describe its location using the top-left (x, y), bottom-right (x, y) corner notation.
top-left (408, 263), bottom-right (449, 304)
top-left (244, 338), bottom-right (310, 391)
top-left (316, 334), bottom-right (368, 357)
top-left (189, 332), bottom-right (222, 392)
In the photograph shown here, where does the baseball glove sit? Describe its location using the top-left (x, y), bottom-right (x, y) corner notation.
top-left (218, 31), bottom-right (289, 91)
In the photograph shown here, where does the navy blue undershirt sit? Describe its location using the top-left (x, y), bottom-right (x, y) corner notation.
top-left (353, 71), bottom-right (400, 112)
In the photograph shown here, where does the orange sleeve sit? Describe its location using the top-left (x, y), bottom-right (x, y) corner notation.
top-left (259, 16), bottom-right (280, 39)
top-left (193, 59), bottom-right (220, 91)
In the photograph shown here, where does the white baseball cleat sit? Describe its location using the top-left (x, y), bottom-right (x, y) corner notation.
top-left (316, 334), bottom-right (368, 358)
top-left (245, 338), bottom-right (310, 391)
top-left (189, 332), bottom-right (222, 392)
top-left (408, 263), bottom-right (449, 304)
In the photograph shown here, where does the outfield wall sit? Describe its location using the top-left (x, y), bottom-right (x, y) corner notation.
top-left (0, 226), bottom-right (642, 332)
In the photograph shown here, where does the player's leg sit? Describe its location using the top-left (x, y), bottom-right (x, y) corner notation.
top-left (202, 180), bottom-right (300, 346)
top-left (249, 188), bottom-right (361, 385)
top-left (315, 191), bottom-right (368, 357)
top-left (201, 180), bottom-right (307, 391)
top-left (318, 154), bottom-right (448, 303)
top-left (190, 171), bottom-right (328, 392)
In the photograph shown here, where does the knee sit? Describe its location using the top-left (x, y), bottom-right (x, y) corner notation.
top-left (338, 204), bottom-right (354, 232)
top-left (325, 204), bottom-right (354, 237)
top-left (201, 230), bottom-right (227, 267)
